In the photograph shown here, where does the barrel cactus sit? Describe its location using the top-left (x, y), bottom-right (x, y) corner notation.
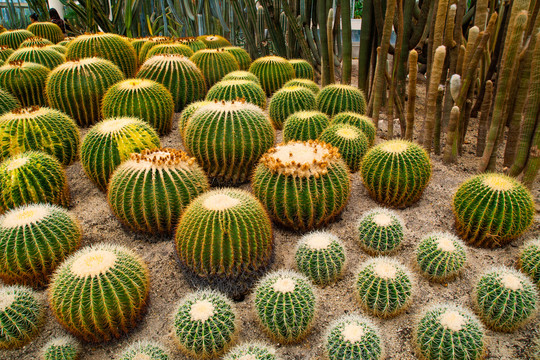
top-left (178, 100), bottom-right (210, 137)
top-left (6, 46), bottom-right (65, 70)
top-left (196, 34), bottom-right (231, 49)
top-left (316, 84), bottom-right (367, 117)
top-left (102, 78), bottom-right (174, 135)
top-left (46, 44), bottom-right (67, 55)
top-left (0, 60), bottom-right (49, 107)
top-left (0, 46), bottom-right (14, 62)
top-left (206, 79), bottom-right (266, 109)
top-left (357, 208), bottom-right (404, 255)
top-left (289, 59), bottom-right (314, 80)
top-left (190, 49), bottom-right (240, 87)
top-left (249, 56), bottom-right (295, 96)
top-left (178, 37), bottom-right (207, 52)
top-left (283, 110), bottom-right (329, 142)
top-left (183, 100), bottom-right (275, 185)
top-left (130, 38), bottom-right (147, 56)
top-left (46, 58), bottom-right (125, 126)
top-left (117, 341), bottom-right (169, 360)
top-left (452, 173), bottom-right (535, 248)
top-left (80, 117), bottom-right (160, 191)
top-left (319, 123), bottom-right (369, 172)
top-left (415, 232), bottom-right (468, 282)
top-left (518, 239), bottom-right (540, 286)
top-left (283, 78), bottom-right (320, 94)
top-left (0, 87), bottom-right (19, 116)
top-left (361, 140), bottom-right (432, 208)
top-left (0, 30), bottom-right (34, 49)
top-left (223, 70), bottom-right (260, 84)
top-left (138, 37), bottom-right (171, 64)
top-left (224, 46), bottom-right (252, 70)
top-left (48, 244), bottom-right (150, 342)
top-left (224, 343), bottom-right (278, 360)
top-left (268, 86), bottom-right (317, 129)
top-left (331, 112), bottom-right (377, 145)
top-left (172, 290), bottom-right (238, 358)
top-left (19, 37), bottom-right (53, 48)
top-left (136, 54), bottom-right (206, 112)
top-left (42, 336), bottom-right (80, 360)
top-left (27, 22), bottom-right (64, 44)
top-left (146, 43), bottom-right (194, 60)
top-left (252, 140), bottom-right (351, 231)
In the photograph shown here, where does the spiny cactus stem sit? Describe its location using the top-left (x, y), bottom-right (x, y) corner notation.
top-left (476, 80), bottom-right (493, 157)
top-left (405, 50), bottom-right (418, 140)
top-left (442, 106), bottom-right (461, 164)
top-left (326, 8), bottom-right (335, 84)
top-left (422, 45), bottom-right (446, 152)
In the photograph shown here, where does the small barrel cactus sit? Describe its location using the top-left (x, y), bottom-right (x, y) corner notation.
top-left (452, 173), bottom-right (535, 248)
top-left (324, 315), bottom-right (384, 360)
top-left (46, 58), bottom-right (125, 127)
top-left (172, 290), bottom-right (238, 359)
top-left (252, 140), bottom-right (351, 231)
top-left (47, 44), bottom-right (67, 55)
top-left (145, 43), bottom-right (194, 59)
top-left (283, 78), bottom-right (320, 94)
top-left (7, 46), bottom-right (65, 69)
top-left (206, 79), bottom-right (266, 109)
top-left (249, 56), bottom-right (295, 96)
top-left (361, 140), bottom-right (432, 208)
top-left (27, 22), bottom-right (64, 43)
top-left (223, 342), bottom-right (278, 360)
top-left (319, 123), bottom-right (369, 172)
top-left (0, 46), bottom-right (14, 61)
top-left (289, 59), bottom-right (314, 80)
top-left (295, 231), bottom-right (347, 286)
top-left (331, 112), bottom-right (377, 145)
top-left (316, 84), bottom-right (367, 117)
top-left (80, 117), bottom-right (160, 191)
top-left (0, 60), bottom-right (49, 107)
top-left (42, 336), bottom-right (81, 360)
top-left (415, 232), bottom-right (468, 282)
top-left (136, 54), bottom-right (206, 112)
top-left (414, 304), bottom-right (485, 360)
top-left (196, 34), bottom-right (232, 49)
top-left (283, 110), bottom-right (330, 142)
top-left (138, 37), bottom-right (171, 64)
top-left (0, 285), bottom-right (43, 349)
top-left (518, 239), bottom-right (540, 286)
top-left (223, 70), bottom-right (261, 84)
top-left (0, 29), bottom-right (34, 49)
top-left (130, 38), bottom-right (147, 56)
top-left (355, 257), bottom-right (414, 318)
top-left (190, 49), bottom-right (240, 87)
top-left (268, 86), bottom-right (317, 129)
top-left (48, 244), bottom-right (150, 342)
top-left (178, 100), bottom-right (211, 137)
top-left (178, 37), bottom-right (207, 52)
top-left (117, 341), bottom-right (169, 360)
top-left (0, 151), bottom-right (69, 213)
top-left (102, 78), bottom-right (174, 135)
top-left (19, 37), bottom-right (53, 48)
top-left (0, 87), bottom-right (19, 116)
top-left (223, 46), bottom-right (252, 70)
top-left (473, 267), bottom-right (538, 332)
top-left (357, 208), bottom-right (404, 255)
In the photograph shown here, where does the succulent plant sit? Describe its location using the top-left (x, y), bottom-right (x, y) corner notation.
top-left (102, 78), bottom-right (175, 135)
top-left (27, 22), bottom-right (64, 44)
top-left (6, 46), bottom-right (65, 70)
top-left (414, 304), bottom-right (485, 360)
top-left (130, 38), bottom-right (147, 56)
top-left (190, 48), bottom-right (240, 87)
top-left (138, 37), bottom-right (171, 64)
top-left (48, 243), bottom-right (150, 342)
top-left (206, 79), bottom-right (266, 108)
top-left (57, 40), bottom-right (71, 47)
top-left (178, 37), bottom-right (207, 52)
top-left (331, 112), bottom-right (377, 146)
top-left (46, 58), bottom-right (125, 127)
top-left (178, 100), bottom-right (211, 137)
top-left (283, 110), bottom-right (330, 142)
top-left (0, 61), bottom-right (50, 107)
top-left (172, 290), bottom-right (238, 358)
top-left (19, 37), bottom-right (53, 48)
top-left (80, 117), bottom-right (160, 191)
top-left (268, 86), bottom-right (317, 129)
top-left (357, 208), bottom-right (404, 255)
top-left (145, 43), bottom-right (194, 60)
top-left (295, 231), bottom-right (347, 286)
top-left (316, 84), bottom-right (367, 117)
top-left (289, 59), bottom-right (314, 80)
top-left (66, 33), bottom-right (138, 77)
top-left (355, 257), bottom-right (413, 318)
top-left (223, 46), bottom-right (252, 70)
top-left (136, 54), bottom-right (206, 112)
top-left (473, 267), bottom-right (538, 332)
top-left (42, 336), bottom-right (81, 360)
top-left (223, 342), bottom-right (278, 360)
top-left (196, 34), bottom-right (232, 49)
top-left (183, 100), bottom-right (275, 185)
top-left (415, 232), bottom-right (468, 282)
top-left (117, 341), bottom-right (169, 360)
top-left (324, 315), bottom-right (384, 360)
top-left (0, 87), bottom-right (19, 116)
top-left (319, 123), bottom-right (369, 172)
top-left (452, 173), bottom-right (535, 248)
top-left (0, 151), bottom-right (69, 213)
top-left (0, 30), bottom-right (35, 49)
top-left (283, 78), bottom-right (320, 94)
top-left (0, 46), bottom-right (14, 62)
top-left (0, 285), bottom-right (43, 349)
top-left (252, 140), bottom-right (351, 231)
top-left (249, 56), bottom-right (295, 96)
top-left (222, 70), bottom-right (261, 84)
top-left (518, 239), bottom-right (540, 286)
top-left (361, 140), bottom-right (432, 208)
top-left (46, 44), bottom-right (67, 55)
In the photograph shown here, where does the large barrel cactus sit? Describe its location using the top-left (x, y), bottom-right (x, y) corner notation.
top-left (249, 56), bottom-right (295, 96)
top-left (222, 70), bottom-right (260, 84)
top-left (289, 59), bottom-right (314, 80)
top-left (0, 30), bottom-right (34, 49)
top-left (223, 46), bottom-right (252, 70)
top-left (178, 100), bottom-right (211, 137)
top-left (6, 46), bottom-right (65, 70)
top-left (268, 86), bottom-right (317, 129)
top-left (316, 84), bottom-right (367, 117)
top-left (0, 60), bottom-right (50, 107)
top-left (138, 37), bottom-right (171, 64)
top-left (319, 123), bottom-right (369, 172)
top-left (0, 87), bottom-right (19, 116)
top-left (331, 112), bottom-right (377, 145)
top-left (190, 49), bottom-right (240, 87)
top-left (145, 43), bottom-right (194, 59)
top-left (196, 34), bottom-right (231, 49)
top-left (283, 78), bottom-right (320, 94)
top-left (206, 79), bottom-right (266, 109)
top-left (19, 37), bottom-right (53, 48)
top-left (283, 110), bottom-right (330, 142)
top-left (27, 22), bottom-right (64, 43)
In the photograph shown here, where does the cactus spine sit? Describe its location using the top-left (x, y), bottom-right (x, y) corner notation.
top-left (42, 336), bottom-right (81, 360)
top-left (331, 112), bottom-right (377, 146)
top-left (145, 43), bottom-right (194, 60)
top-left (6, 46), bottom-right (65, 70)
top-left (0, 30), bottom-right (34, 49)
top-left (223, 343), bottom-right (278, 360)
top-left (268, 86), bottom-right (317, 129)
top-left (283, 110), bottom-right (329, 142)
top-left (222, 70), bottom-right (261, 85)
top-left (249, 56), bottom-right (295, 96)
top-left (283, 78), bottom-right (320, 94)
top-left (27, 22), bottom-right (64, 44)
top-left (117, 341), bottom-right (169, 360)
top-left (518, 239), bottom-right (540, 286)
top-left (0, 87), bottom-right (19, 116)
top-left (357, 208), bottom-right (404, 255)
top-left (206, 80), bottom-right (266, 109)
top-left (319, 123), bottom-right (369, 172)
top-left (0, 61), bottom-right (50, 107)
top-left (316, 84), bottom-right (367, 117)
top-left (415, 232), bottom-right (468, 282)
top-left (196, 34), bottom-right (232, 49)
top-left (289, 59), bottom-right (315, 80)
top-left (190, 49), bottom-right (240, 87)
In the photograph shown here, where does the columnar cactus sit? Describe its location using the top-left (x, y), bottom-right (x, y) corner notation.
top-left (361, 140), bottom-right (432, 208)
top-left (196, 34), bottom-right (232, 49)
top-left (178, 37), bottom-right (207, 52)
top-left (48, 244), bottom-right (150, 342)
top-left (0, 285), bottom-right (43, 349)
top-left (283, 110), bottom-right (330, 142)
top-left (0, 46), bottom-right (14, 61)
top-left (415, 232), bottom-right (468, 282)
top-left (80, 117), bottom-right (160, 191)
top-left (178, 100), bottom-right (210, 137)
top-left (102, 79), bottom-right (175, 135)
top-left (331, 112), bottom-right (377, 145)
top-left (357, 208), bottom-right (404, 255)
top-left (19, 37), bottom-right (53, 48)
top-left (223, 343), bottom-right (278, 360)
top-left (6, 46), bottom-right (65, 70)
top-left (224, 46), bottom-right (252, 70)
top-left (295, 231), bottom-right (347, 285)
top-left (0, 30), bottom-right (34, 49)
top-left (46, 58), bottom-right (125, 126)
top-left (289, 59), bottom-right (314, 80)
top-left (0, 151), bottom-right (69, 213)
top-left (252, 141), bottom-right (351, 231)
top-left (0, 87), bottom-right (19, 116)
top-left (319, 123), bottom-right (369, 172)
top-left (27, 22), bottom-right (64, 43)
top-left (249, 56), bottom-right (295, 96)
top-left (414, 304), bottom-right (485, 360)
top-left (0, 61), bottom-right (50, 106)
top-left (452, 173), bottom-right (535, 248)
top-left (146, 43), bottom-right (194, 60)
top-left (355, 257), bottom-right (413, 318)
top-left (518, 239), bottom-right (540, 286)
top-left (316, 84), bottom-right (367, 117)
top-left (136, 54), bottom-right (206, 112)
top-left (268, 86), bottom-right (317, 129)
top-left (223, 70), bottom-right (261, 84)
top-left (183, 100), bottom-right (275, 184)
top-left (190, 49), bottom-right (240, 87)
top-left (283, 78), bottom-right (320, 94)
top-left (206, 80), bottom-right (266, 109)
top-left (138, 37), bottom-right (171, 64)
top-left (473, 267), bottom-right (538, 332)
top-left (117, 341), bottom-right (169, 360)
top-left (172, 290), bottom-right (238, 358)
top-left (42, 336), bottom-right (81, 360)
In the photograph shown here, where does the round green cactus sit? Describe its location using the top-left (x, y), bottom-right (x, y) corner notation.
top-left (319, 123), bottom-right (369, 172)
top-left (289, 59), bottom-right (314, 80)
top-left (0, 285), bottom-right (43, 349)
top-left (138, 37), bottom-right (171, 63)
top-left (414, 304), bottom-right (485, 360)
top-left (283, 78), bottom-right (320, 94)
top-left (331, 112), bottom-right (377, 145)
top-left (183, 100), bottom-right (275, 185)
top-left (253, 270), bottom-right (317, 343)
top-left (136, 54), bottom-right (206, 112)
top-left (57, 39), bottom-right (71, 47)
top-left (0, 106), bottom-right (79, 165)
top-left (190, 49), bottom-right (240, 87)
top-left (0, 60), bottom-right (49, 107)
top-left (117, 341), bottom-right (169, 360)
top-left (178, 100), bottom-right (211, 137)
top-left (27, 22), bottom-right (64, 44)
top-left (0, 87), bottom-right (19, 116)
top-left (130, 38), bottom-right (147, 56)
top-left (223, 46), bottom-right (252, 70)
top-left (518, 239), bottom-right (540, 286)
top-left (452, 173), bottom-right (535, 248)
top-left (102, 78), bottom-right (174, 135)
top-left (66, 33), bottom-right (138, 77)
top-left (252, 140), bottom-right (351, 231)
top-left (223, 70), bottom-right (261, 85)
top-left (0, 151), bottom-right (69, 213)
top-left (80, 117), bottom-right (160, 191)
top-left (6, 46), bottom-right (65, 70)
top-left (19, 37), bottom-right (53, 48)
top-left (295, 231), bottom-right (347, 286)
top-left (223, 343), bottom-right (278, 360)
top-left (145, 43), bottom-right (194, 59)
top-left (355, 257), bottom-right (413, 318)
top-left (283, 110), bottom-right (329, 142)
top-left (473, 267), bottom-right (538, 332)
top-left (361, 140), bottom-right (432, 208)
top-left (316, 84), bottom-right (367, 117)
top-left (249, 56), bottom-right (295, 96)
top-left (178, 37), bottom-right (207, 52)
top-left (46, 58), bottom-right (125, 127)
top-left (172, 290), bottom-right (238, 358)
top-left (206, 79), bottom-right (266, 109)
top-left (196, 34), bottom-right (232, 49)
top-left (0, 46), bottom-right (14, 62)
top-left (415, 232), bottom-right (468, 282)
top-left (268, 86), bottom-right (317, 129)
top-left (324, 315), bottom-right (384, 360)
top-left (48, 243), bottom-right (150, 342)
top-left (46, 44), bottom-right (67, 55)
top-left (0, 30), bottom-right (34, 49)
top-left (42, 336), bottom-right (81, 360)
top-left (357, 208), bottom-right (404, 255)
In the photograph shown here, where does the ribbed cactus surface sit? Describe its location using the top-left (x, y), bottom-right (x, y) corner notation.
top-left (0, 30), bottom-right (34, 49)
top-left (316, 84), bottom-right (367, 117)
top-left (223, 343), bottom-right (278, 360)
top-left (224, 46), bottom-right (252, 70)
top-left (223, 70), bottom-right (261, 84)
top-left (196, 34), bottom-right (232, 49)
top-left (268, 86), bottom-right (317, 129)
top-left (518, 239), bottom-right (540, 286)
top-left (0, 46), bottom-right (14, 62)
top-left (19, 37), bottom-right (53, 48)
top-left (415, 232), bottom-right (468, 282)
top-left (325, 315), bottom-right (384, 360)
top-left (190, 49), bottom-right (240, 87)
top-left (138, 37), bottom-right (171, 64)
top-left (206, 79), bottom-right (266, 108)
top-left (178, 100), bottom-right (210, 137)
top-left (145, 43), bottom-right (194, 59)
top-left (42, 336), bottom-right (81, 360)
top-left (117, 341), bottom-right (169, 360)
top-left (283, 78), bottom-right (320, 94)
top-left (46, 44), bottom-right (67, 55)
top-left (0, 87), bottom-right (19, 116)
top-left (0, 61), bottom-right (49, 107)
top-left (27, 22), bottom-right (64, 44)
top-left (283, 110), bottom-right (329, 142)
top-left (319, 123), bottom-right (369, 172)
top-left (289, 59), bottom-right (314, 80)
top-left (178, 37), bottom-right (207, 52)
top-left (6, 46), bottom-right (65, 70)
top-left (331, 112), bottom-right (377, 145)
top-left (249, 56), bottom-right (295, 96)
